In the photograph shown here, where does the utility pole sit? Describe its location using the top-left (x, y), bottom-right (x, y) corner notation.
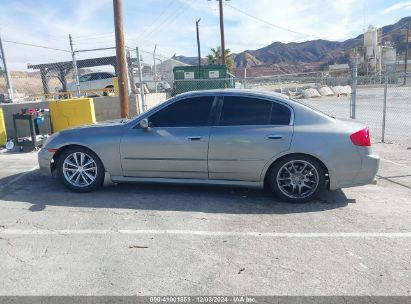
top-left (153, 44), bottom-right (157, 93)
top-left (196, 19), bottom-right (201, 76)
top-left (218, 0), bottom-right (226, 65)
top-left (0, 32), bottom-right (14, 102)
top-left (69, 34), bottom-right (81, 97)
top-left (351, 55), bottom-right (358, 119)
top-left (113, 0), bottom-right (129, 118)
top-left (404, 23), bottom-right (410, 86)
top-left (136, 46), bottom-right (145, 112)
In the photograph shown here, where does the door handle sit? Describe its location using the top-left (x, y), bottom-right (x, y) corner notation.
top-left (267, 135), bottom-right (284, 140)
top-left (187, 136), bottom-right (202, 141)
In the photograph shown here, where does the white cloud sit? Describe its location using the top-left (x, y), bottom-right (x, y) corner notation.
top-left (0, 0), bottom-right (409, 71)
top-left (381, 1), bottom-right (411, 15)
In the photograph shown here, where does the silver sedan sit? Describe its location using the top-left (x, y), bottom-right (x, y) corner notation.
top-left (38, 89), bottom-right (379, 203)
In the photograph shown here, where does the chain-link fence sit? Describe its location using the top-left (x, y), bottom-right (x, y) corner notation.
top-left (0, 41), bottom-right (178, 102)
top-left (382, 79), bottom-right (411, 146)
top-left (156, 70), bottom-right (410, 148)
top-left (127, 47), bottom-right (174, 97)
top-left (1, 39), bottom-right (410, 147)
top-left (298, 73), bottom-right (411, 147)
top-left (0, 43), bottom-right (74, 102)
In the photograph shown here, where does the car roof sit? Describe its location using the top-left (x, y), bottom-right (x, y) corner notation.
top-left (175, 89), bottom-right (290, 101)
top-left (82, 72), bottom-right (115, 76)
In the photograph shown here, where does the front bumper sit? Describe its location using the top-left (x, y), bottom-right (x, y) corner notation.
top-left (38, 148), bottom-right (54, 177)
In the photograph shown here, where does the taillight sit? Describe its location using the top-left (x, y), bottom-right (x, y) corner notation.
top-left (350, 127), bottom-right (371, 146)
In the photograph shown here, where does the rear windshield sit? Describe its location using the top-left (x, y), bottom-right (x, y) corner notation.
top-left (289, 98), bottom-right (336, 119)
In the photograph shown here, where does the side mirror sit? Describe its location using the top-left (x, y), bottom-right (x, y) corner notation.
top-left (139, 118), bottom-right (149, 129)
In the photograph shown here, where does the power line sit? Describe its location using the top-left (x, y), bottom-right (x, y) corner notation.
top-left (137, 4), bottom-right (189, 45)
top-left (129, 1), bottom-right (184, 44)
top-left (381, 23), bottom-right (407, 38)
top-left (72, 0), bottom-right (176, 45)
top-left (226, 2), bottom-right (407, 44)
top-left (73, 34), bottom-right (115, 42)
top-left (3, 39), bottom-right (70, 52)
top-left (73, 32), bottom-right (115, 40)
top-left (224, 2), bottom-right (324, 40)
top-left (131, 2), bottom-right (188, 45)
top-left (140, 0), bottom-right (175, 34)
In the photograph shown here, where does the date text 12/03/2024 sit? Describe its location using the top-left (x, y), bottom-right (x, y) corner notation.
top-left (149, 296), bottom-right (256, 303)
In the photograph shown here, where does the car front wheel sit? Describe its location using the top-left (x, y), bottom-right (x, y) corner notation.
top-left (269, 155), bottom-right (326, 203)
top-left (57, 147), bottom-right (104, 192)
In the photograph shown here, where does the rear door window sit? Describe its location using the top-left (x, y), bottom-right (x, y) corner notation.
top-left (219, 96), bottom-right (271, 126)
top-left (270, 102), bottom-right (291, 125)
top-left (218, 96), bottom-right (291, 126)
top-left (79, 74), bottom-right (92, 82)
top-left (90, 73), bottom-right (102, 81)
top-left (100, 73), bottom-right (114, 79)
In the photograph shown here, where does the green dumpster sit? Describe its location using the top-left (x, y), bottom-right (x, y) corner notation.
top-left (173, 65), bottom-right (235, 95)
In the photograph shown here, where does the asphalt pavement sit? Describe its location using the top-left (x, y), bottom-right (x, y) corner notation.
top-left (0, 143), bottom-right (410, 296)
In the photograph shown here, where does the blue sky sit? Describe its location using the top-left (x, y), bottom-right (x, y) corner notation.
top-left (1, 0), bottom-right (411, 70)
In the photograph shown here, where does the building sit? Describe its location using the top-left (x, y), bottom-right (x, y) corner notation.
top-left (329, 64), bottom-right (350, 76)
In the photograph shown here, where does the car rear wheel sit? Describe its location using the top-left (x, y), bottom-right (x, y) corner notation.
top-left (103, 85), bottom-right (114, 96)
top-left (269, 155), bottom-right (325, 203)
top-left (57, 147), bottom-right (104, 192)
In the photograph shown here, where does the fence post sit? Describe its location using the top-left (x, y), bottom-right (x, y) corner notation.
top-left (0, 32), bottom-right (14, 102)
top-left (381, 74), bottom-right (388, 143)
top-left (69, 34), bottom-right (81, 97)
top-left (350, 56), bottom-right (357, 119)
top-left (136, 47), bottom-right (146, 112)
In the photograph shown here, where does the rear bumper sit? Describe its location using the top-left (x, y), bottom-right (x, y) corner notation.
top-left (330, 152), bottom-right (379, 190)
top-left (355, 153), bottom-right (380, 186)
top-left (38, 148), bottom-right (54, 177)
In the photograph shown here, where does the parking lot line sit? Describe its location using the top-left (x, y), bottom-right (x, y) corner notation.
top-left (380, 158), bottom-right (411, 170)
top-left (1, 229), bottom-right (411, 237)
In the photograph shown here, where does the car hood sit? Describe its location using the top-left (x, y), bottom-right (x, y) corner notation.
top-left (59, 119), bottom-right (126, 133)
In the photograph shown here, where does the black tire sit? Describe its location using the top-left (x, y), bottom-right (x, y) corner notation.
top-left (268, 154), bottom-right (326, 203)
top-left (103, 85), bottom-right (114, 96)
top-left (56, 146), bottom-right (104, 193)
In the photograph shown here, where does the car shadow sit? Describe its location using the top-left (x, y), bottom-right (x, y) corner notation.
top-left (0, 169), bottom-right (355, 214)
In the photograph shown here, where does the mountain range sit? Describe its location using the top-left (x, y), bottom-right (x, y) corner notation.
top-left (173, 16), bottom-right (411, 75)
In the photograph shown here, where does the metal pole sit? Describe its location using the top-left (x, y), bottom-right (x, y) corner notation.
top-left (136, 47), bottom-right (145, 112)
top-left (381, 74), bottom-right (388, 143)
top-left (351, 56), bottom-right (357, 119)
top-left (153, 44), bottom-right (157, 93)
top-left (113, 0), bottom-right (129, 118)
top-left (404, 23), bottom-right (410, 85)
top-left (0, 32), bottom-right (14, 101)
top-left (196, 18), bottom-right (201, 77)
top-left (218, 0), bottom-right (226, 65)
top-left (69, 34), bottom-right (81, 97)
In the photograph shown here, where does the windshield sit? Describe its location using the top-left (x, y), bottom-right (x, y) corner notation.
top-left (289, 98), bottom-right (336, 119)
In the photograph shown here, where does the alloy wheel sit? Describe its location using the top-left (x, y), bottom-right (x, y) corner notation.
top-left (62, 152), bottom-right (98, 187)
top-left (276, 160), bottom-right (319, 199)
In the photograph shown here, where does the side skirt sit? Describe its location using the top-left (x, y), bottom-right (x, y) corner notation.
top-left (110, 175), bottom-right (263, 189)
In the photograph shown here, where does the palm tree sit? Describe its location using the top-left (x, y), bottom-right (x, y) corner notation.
top-left (207, 46), bottom-right (233, 71)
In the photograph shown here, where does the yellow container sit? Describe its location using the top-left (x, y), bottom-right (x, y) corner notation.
top-left (0, 107), bottom-right (6, 145)
top-left (49, 98), bottom-right (96, 132)
top-left (112, 77), bottom-right (119, 95)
